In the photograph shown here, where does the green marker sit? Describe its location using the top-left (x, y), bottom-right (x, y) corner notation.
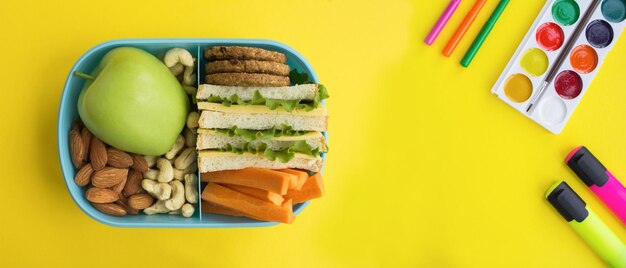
top-left (546, 181), bottom-right (626, 267)
top-left (460, 0), bottom-right (510, 67)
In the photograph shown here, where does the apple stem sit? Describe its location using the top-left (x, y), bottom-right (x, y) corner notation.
top-left (73, 71), bottom-right (95, 81)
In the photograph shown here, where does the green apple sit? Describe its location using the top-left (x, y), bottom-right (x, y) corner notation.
top-left (77, 47), bottom-right (189, 156)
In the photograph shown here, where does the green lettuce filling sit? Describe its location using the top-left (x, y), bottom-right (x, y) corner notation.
top-left (215, 140), bottom-right (321, 163)
top-left (205, 85), bottom-right (328, 112)
top-left (215, 125), bottom-right (309, 142)
top-left (204, 70), bottom-right (328, 112)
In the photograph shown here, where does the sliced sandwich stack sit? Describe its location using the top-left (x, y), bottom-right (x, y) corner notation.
top-left (197, 46), bottom-right (329, 173)
top-left (197, 46), bottom-right (328, 223)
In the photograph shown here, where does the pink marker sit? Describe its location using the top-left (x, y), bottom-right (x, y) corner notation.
top-left (425, 0), bottom-right (462, 46)
top-left (566, 146), bottom-right (626, 225)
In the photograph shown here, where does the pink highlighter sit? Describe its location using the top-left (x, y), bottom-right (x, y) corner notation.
top-left (566, 146), bottom-right (626, 225)
top-left (424, 0), bottom-right (462, 46)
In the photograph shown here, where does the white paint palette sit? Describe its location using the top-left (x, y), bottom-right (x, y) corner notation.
top-left (491, 0), bottom-right (626, 134)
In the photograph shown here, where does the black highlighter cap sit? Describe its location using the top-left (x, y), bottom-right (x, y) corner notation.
top-left (546, 181), bottom-right (589, 223)
top-left (566, 146), bottom-right (608, 187)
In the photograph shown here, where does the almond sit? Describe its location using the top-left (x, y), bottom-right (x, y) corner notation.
top-left (123, 169), bottom-right (143, 197)
top-left (80, 128), bottom-right (92, 162)
top-left (116, 194), bottom-right (139, 215)
top-left (71, 120), bottom-right (81, 133)
top-left (85, 187), bottom-right (119, 203)
top-left (91, 167), bottom-right (127, 188)
top-left (107, 148), bottom-right (133, 168)
top-left (92, 203), bottom-right (127, 217)
top-left (111, 172), bottom-right (127, 193)
top-left (90, 137), bottom-right (107, 170)
top-left (74, 163), bottom-right (94, 186)
top-left (69, 130), bottom-right (85, 169)
top-left (128, 193), bottom-right (155, 210)
top-left (130, 153), bottom-right (149, 172)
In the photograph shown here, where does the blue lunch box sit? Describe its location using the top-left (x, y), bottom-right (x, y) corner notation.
top-left (57, 38), bottom-right (326, 228)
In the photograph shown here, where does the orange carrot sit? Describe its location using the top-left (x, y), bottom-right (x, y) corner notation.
top-left (278, 169), bottom-right (308, 190)
top-left (202, 182), bottom-right (294, 224)
top-left (222, 184), bottom-right (285, 206)
top-left (201, 168), bottom-right (294, 195)
top-left (202, 198), bottom-right (293, 221)
top-left (282, 198), bottom-right (295, 224)
top-left (285, 173), bottom-right (325, 204)
top-left (282, 198), bottom-right (293, 208)
top-left (201, 201), bottom-right (246, 217)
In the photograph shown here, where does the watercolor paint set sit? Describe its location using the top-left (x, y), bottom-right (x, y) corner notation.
top-left (491, 0), bottom-right (626, 134)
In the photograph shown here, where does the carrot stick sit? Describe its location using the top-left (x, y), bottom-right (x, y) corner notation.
top-left (201, 201), bottom-right (246, 217)
top-left (222, 184), bottom-right (285, 206)
top-left (282, 198), bottom-right (295, 224)
top-left (282, 198), bottom-right (293, 208)
top-left (202, 182), bottom-right (294, 224)
top-left (277, 169), bottom-right (308, 190)
top-left (201, 168), bottom-right (294, 195)
top-left (285, 173), bottom-right (325, 204)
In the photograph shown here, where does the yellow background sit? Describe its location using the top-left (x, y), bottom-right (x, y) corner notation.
top-left (1, 0), bottom-right (625, 267)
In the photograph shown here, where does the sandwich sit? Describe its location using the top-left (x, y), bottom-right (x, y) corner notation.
top-left (196, 46), bottom-right (329, 173)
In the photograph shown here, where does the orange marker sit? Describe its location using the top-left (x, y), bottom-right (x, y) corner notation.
top-left (443, 0), bottom-right (487, 57)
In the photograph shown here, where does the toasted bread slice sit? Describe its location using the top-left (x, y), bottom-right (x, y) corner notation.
top-left (206, 60), bottom-right (290, 76)
top-left (204, 46), bottom-right (287, 63)
top-left (206, 73), bottom-right (290, 87)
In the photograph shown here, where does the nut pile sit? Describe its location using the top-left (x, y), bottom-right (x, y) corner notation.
top-left (132, 47), bottom-right (200, 217)
top-left (70, 121), bottom-right (154, 217)
top-left (141, 128), bottom-right (198, 217)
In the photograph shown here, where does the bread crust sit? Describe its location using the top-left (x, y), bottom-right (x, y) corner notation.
top-left (198, 152), bottom-right (323, 173)
top-left (204, 46), bottom-right (287, 63)
top-left (196, 84), bottom-right (318, 101)
top-left (198, 110), bottom-right (328, 132)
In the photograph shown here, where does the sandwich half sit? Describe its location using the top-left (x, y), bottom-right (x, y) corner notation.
top-left (198, 151), bottom-right (323, 173)
top-left (197, 102), bottom-right (327, 131)
top-left (196, 82), bottom-right (328, 173)
top-left (197, 129), bottom-right (327, 152)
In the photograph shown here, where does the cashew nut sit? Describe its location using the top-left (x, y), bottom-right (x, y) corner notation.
top-left (168, 63), bottom-right (184, 76)
top-left (168, 209), bottom-right (181, 215)
top-left (183, 85), bottom-right (197, 96)
top-left (173, 168), bottom-right (185, 181)
top-left (164, 48), bottom-right (194, 68)
top-left (181, 203), bottom-right (195, 218)
top-left (184, 174), bottom-right (198, 204)
top-left (165, 135), bottom-right (185, 159)
top-left (143, 169), bottom-right (158, 180)
top-left (156, 158), bottom-right (174, 182)
top-left (186, 112), bottom-right (199, 129)
top-left (182, 65), bottom-right (196, 86)
top-left (165, 180), bottom-right (185, 210)
top-left (184, 163), bottom-right (198, 174)
top-left (175, 148), bottom-right (197, 170)
top-left (143, 200), bottom-right (170, 215)
top-left (142, 179), bottom-right (172, 200)
top-left (174, 162), bottom-right (198, 181)
top-left (144, 155), bottom-right (157, 168)
top-left (184, 127), bottom-right (197, 148)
